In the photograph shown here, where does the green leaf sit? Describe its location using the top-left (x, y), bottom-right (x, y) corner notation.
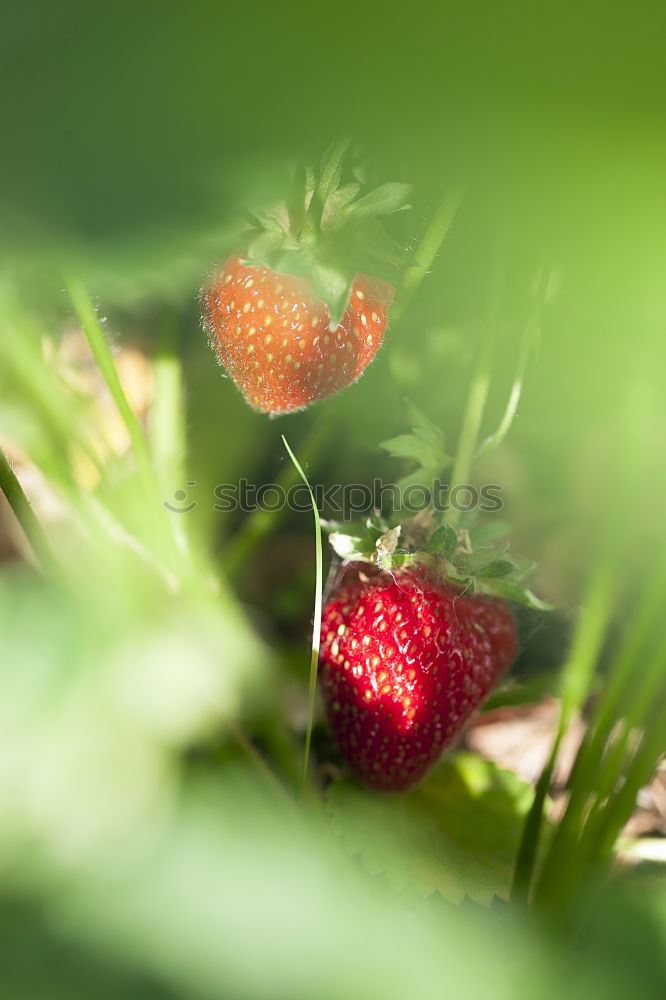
top-left (245, 229), bottom-right (287, 262)
top-left (453, 544), bottom-right (510, 577)
top-left (427, 523), bottom-right (458, 559)
top-left (403, 398), bottom-right (437, 430)
top-left (511, 558), bottom-right (537, 580)
top-left (346, 182), bottom-right (413, 218)
top-left (379, 434), bottom-right (439, 467)
top-left (413, 424), bottom-right (444, 450)
top-left (325, 516), bottom-right (389, 561)
top-left (241, 208), bottom-right (282, 233)
top-left (480, 577), bottom-right (554, 611)
top-left (317, 139), bottom-right (350, 203)
top-left (478, 558), bottom-right (517, 579)
top-left (328, 531), bottom-right (373, 561)
top-left (326, 753), bottom-right (533, 904)
top-left (321, 183), bottom-right (362, 230)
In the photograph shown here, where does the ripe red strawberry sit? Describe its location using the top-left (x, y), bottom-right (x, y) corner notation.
top-left (200, 142), bottom-right (411, 415)
top-left (201, 256), bottom-right (394, 415)
top-left (319, 562), bottom-right (517, 792)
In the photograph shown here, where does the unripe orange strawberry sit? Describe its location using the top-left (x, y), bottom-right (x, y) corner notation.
top-left (201, 257), bottom-right (393, 415)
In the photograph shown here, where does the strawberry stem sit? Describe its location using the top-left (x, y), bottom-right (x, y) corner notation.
top-left (392, 186), bottom-right (464, 323)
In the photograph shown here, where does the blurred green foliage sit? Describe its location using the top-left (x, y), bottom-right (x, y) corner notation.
top-left (1, 3), bottom-right (666, 998)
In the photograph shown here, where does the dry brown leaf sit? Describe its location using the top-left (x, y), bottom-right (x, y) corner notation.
top-left (464, 697), bottom-right (585, 787)
top-left (465, 699), bottom-right (666, 843)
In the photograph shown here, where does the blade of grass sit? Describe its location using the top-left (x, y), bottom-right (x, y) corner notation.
top-left (6, 318), bottom-right (104, 483)
top-left (540, 556), bottom-right (666, 889)
top-left (561, 555), bottom-right (666, 793)
top-left (476, 266), bottom-right (550, 459)
top-left (587, 636), bottom-right (666, 812)
top-left (544, 635), bottom-right (666, 912)
top-left (587, 694), bottom-right (666, 866)
top-left (65, 279), bottom-right (189, 573)
top-left (0, 448), bottom-right (55, 571)
top-left (223, 419), bottom-right (330, 578)
top-left (511, 542), bottom-right (620, 903)
top-left (65, 273), bottom-right (152, 476)
top-left (282, 435), bottom-right (323, 781)
top-left (529, 383), bottom-right (662, 910)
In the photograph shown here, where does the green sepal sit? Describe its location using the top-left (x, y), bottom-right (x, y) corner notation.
top-left (325, 515), bottom-right (391, 562)
top-left (236, 142), bottom-right (411, 320)
top-left (325, 515), bottom-right (552, 611)
top-left (479, 557), bottom-right (517, 579)
top-left (308, 265), bottom-right (354, 329)
top-left (345, 182), bottom-right (413, 218)
top-left (452, 543), bottom-right (510, 577)
top-left (245, 228), bottom-right (288, 263)
top-left (427, 523), bottom-right (458, 559)
top-left (321, 183), bottom-right (362, 230)
top-left (479, 577), bottom-right (555, 611)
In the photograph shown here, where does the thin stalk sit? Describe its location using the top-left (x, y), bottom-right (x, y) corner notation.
top-left (392, 186), bottom-right (464, 323)
top-left (65, 274), bottom-right (152, 475)
top-left (222, 419), bottom-right (330, 577)
top-left (0, 449), bottom-right (54, 571)
top-left (282, 435), bottom-right (323, 781)
top-left (510, 742), bottom-right (561, 905)
top-left (477, 266), bottom-right (550, 458)
top-left (446, 252), bottom-right (502, 530)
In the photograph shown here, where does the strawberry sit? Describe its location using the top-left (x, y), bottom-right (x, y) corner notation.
top-left (201, 256), bottom-right (394, 415)
top-left (200, 142), bottom-right (411, 415)
top-left (319, 561), bottom-right (517, 792)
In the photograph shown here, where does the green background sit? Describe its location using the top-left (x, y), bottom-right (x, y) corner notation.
top-left (1, 3), bottom-right (665, 998)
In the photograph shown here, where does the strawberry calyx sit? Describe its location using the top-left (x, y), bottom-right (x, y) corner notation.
top-left (324, 513), bottom-right (553, 611)
top-left (240, 141), bottom-right (412, 325)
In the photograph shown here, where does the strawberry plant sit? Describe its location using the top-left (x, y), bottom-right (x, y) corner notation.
top-left (1, 11), bottom-right (666, 997)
